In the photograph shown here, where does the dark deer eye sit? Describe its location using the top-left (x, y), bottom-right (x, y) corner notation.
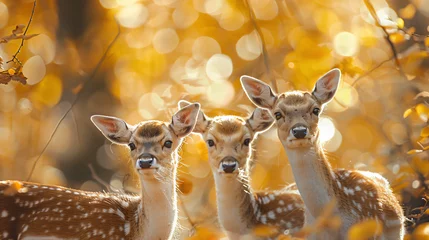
top-left (128, 143), bottom-right (136, 151)
top-left (313, 108), bottom-right (320, 116)
top-left (207, 140), bottom-right (215, 147)
top-left (274, 112), bottom-right (282, 120)
top-left (164, 140), bottom-right (173, 148)
top-left (243, 138), bottom-right (251, 146)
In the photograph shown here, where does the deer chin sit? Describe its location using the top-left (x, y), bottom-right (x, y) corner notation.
top-left (285, 138), bottom-right (313, 149)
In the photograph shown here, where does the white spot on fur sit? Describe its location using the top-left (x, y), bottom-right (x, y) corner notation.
top-left (279, 200), bottom-right (284, 205)
top-left (116, 209), bottom-right (125, 220)
top-left (355, 186), bottom-right (361, 191)
top-left (124, 222), bottom-right (130, 235)
top-left (1, 210), bottom-right (8, 217)
top-left (267, 211), bottom-right (276, 220)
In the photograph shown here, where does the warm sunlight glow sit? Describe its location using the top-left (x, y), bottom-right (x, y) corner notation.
top-left (334, 31), bottom-right (359, 57)
top-left (319, 117), bottom-right (336, 143)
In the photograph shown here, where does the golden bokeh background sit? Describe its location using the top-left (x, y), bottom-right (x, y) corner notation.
top-left (1, 0), bottom-right (429, 238)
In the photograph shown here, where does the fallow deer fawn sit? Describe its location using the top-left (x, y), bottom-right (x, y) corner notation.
top-left (179, 100), bottom-right (304, 239)
top-left (241, 69), bottom-right (404, 239)
top-left (0, 103), bottom-right (200, 240)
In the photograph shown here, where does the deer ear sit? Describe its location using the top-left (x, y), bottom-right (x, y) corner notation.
top-left (312, 68), bottom-right (341, 104)
top-left (247, 108), bottom-right (274, 133)
top-left (240, 75), bottom-right (277, 109)
top-left (91, 115), bottom-right (133, 144)
top-left (178, 100), bottom-right (210, 134)
top-left (170, 103), bottom-right (200, 138)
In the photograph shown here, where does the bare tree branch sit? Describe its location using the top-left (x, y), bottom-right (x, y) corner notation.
top-left (7, 0), bottom-right (37, 66)
top-left (244, 0), bottom-right (278, 92)
top-left (26, 21), bottom-right (121, 181)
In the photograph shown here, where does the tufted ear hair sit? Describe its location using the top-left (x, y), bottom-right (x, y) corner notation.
top-left (240, 75), bottom-right (277, 109)
top-left (170, 103), bottom-right (200, 138)
top-left (178, 100), bottom-right (210, 134)
top-left (312, 68), bottom-right (341, 104)
top-left (91, 115), bottom-right (134, 145)
top-left (246, 108), bottom-right (275, 133)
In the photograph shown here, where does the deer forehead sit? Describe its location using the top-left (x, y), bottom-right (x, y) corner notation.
top-left (207, 116), bottom-right (250, 140)
top-left (277, 92), bottom-right (318, 114)
top-left (132, 121), bottom-right (172, 143)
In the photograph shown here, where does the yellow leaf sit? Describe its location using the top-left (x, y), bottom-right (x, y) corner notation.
top-left (416, 103), bottom-right (429, 121)
top-left (389, 33), bottom-right (405, 44)
top-left (403, 108), bottom-right (414, 118)
top-left (3, 181), bottom-right (27, 196)
top-left (425, 37), bottom-right (429, 48)
top-left (7, 68), bottom-right (15, 75)
top-left (396, 18), bottom-right (404, 29)
top-left (253, 225), bottom-right (278, 237)
top-left (408, 149), bottom-right (423, 155)
top-left (421, 126), bottom-right (429, 137)
top-left (399, 4), bottom-right (416, 19)
top-left (412, 222), bottom-right (429, 239)
top-left (348, 219), bottom-right (383, 240)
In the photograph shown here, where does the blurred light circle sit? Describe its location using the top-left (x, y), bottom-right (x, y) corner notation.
top-left (319, 117), bottom-right (336, 143)
top-left (96, 145), bottom-right (119, 170)
top-left (138, 93), bottom-right (164, 119)
top-left (116, 3), bottom-right (148, 28)
top-left (153, 28), bottom-right (180, 54)
top-left (334, 32), bottom-right (359, 57)
top-left (324, 129), bottom-right (342, 152)
top-left (31, 74), bottom-right (63, 107)
top-left (23, 55), bottom-right (46, 85)
top-left (17, 98), bottom-right (32, 115)
top-left (80, 180), bottom-right (102, 192)
top-left (41, 166), bottom-right (67, 186)
top-left (218, 6), bottom-right (245, 31)
top-left (204, 0), bottom-right (224, 15)
top-left (146, 3), bottom-right (169, 28)
top-left (205, 54), bottom-right (233, 81)
top-left (335, 82), bottom-right (359, 107)
top-left (0, 2), bottom-right (8, 29)
top-left (99, 0), bottom-right (118, 8)
top-left (126, 28), bottom-right (154, 49)
top-left (153, 0), bottom-right (177, 6)
top-left (170, 56), bottom-right (187, 82)
top-left (207, 80), bottom-right (234, 107)
top-left (28, 34), bottom-right (56, 64)
top-left (249, 0), bottom-right (278, 20)
top-left (192, 36), bottom-right (221, 61)
top-left (116, 0), bottom-right (139, 6)
top-left (236, 31), bottom-right (262, 61)
top-left (173, 3), bottom-right (199, 29)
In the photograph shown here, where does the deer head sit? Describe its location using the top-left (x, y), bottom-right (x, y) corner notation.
top-left (91, 103), bottom-right (201, 180)
top-left (178, 100), bottom-right (274, 175)
top-left (240, 69), bottom-right (341, 149)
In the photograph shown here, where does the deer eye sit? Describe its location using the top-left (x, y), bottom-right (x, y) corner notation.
top-left (274, 112), bottom-right (282, 120)
top-left (207, 140), bottom-right (215, 147)
top-left (128, 143), bottom-right (136, 151)
top-left (164, 140), bottom-right (173, 149)
top-left (313, 108), bottom-right (320, 116)
top-left (243, 138), bottom-right (251, 146)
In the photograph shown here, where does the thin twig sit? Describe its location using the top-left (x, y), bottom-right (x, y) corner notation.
top-left (244, 0), bottom-right (278, 93)
top-left (363, 0), bottom-right (406, 77)
top-left (7, 0), bottom-right (37, 65)
top-left (351, 57), bottom-right (393, 87)
top-left (88, 164), bottom-right (118, 192)
top-left (26, 22), bottom-right (121, 181)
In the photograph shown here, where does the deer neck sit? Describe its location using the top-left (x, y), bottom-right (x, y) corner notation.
top-left (212, 163), bottom-right (257, 235)
top-left (285, 141), bottom-right (336, 218)
top-left (138, 154), bottom-right (178, 240)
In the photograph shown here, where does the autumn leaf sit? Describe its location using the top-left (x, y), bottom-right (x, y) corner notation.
top-left (396, 18), bottom-right (405, 29)
top-left (407, 149), bottom-right (423, 155)
top-left (3, 181), bottom-right (28, 196)
top-left (403, 108), bottom-right (414, 118)
top-left (399, 4), bottom-right (416, 19)
top-left (348, 219), bottom-right (383, 240)
top-left (0, 24), bottom-right (39, 44)
top-left (421, 126), bottom-right (429, 138)
top-left (252, 225), bottom-right (278, 237)
top-left (12, 24), bottom-right (26, 35)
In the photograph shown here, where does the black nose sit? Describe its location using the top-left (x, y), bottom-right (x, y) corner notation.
top-left (292, 125), bottom-right (308, 139)
top-left (221, 157), bottom-right (238, 173)
top-left (137, 153), bottom-right (155, 169)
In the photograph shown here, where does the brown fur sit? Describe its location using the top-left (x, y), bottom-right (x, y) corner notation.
top-left (213, 117), bottom-right (245, 135)
top-left (0, 181), bottom-right (141, 240)
top-left (137, 121), bottom-right (164, 138)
